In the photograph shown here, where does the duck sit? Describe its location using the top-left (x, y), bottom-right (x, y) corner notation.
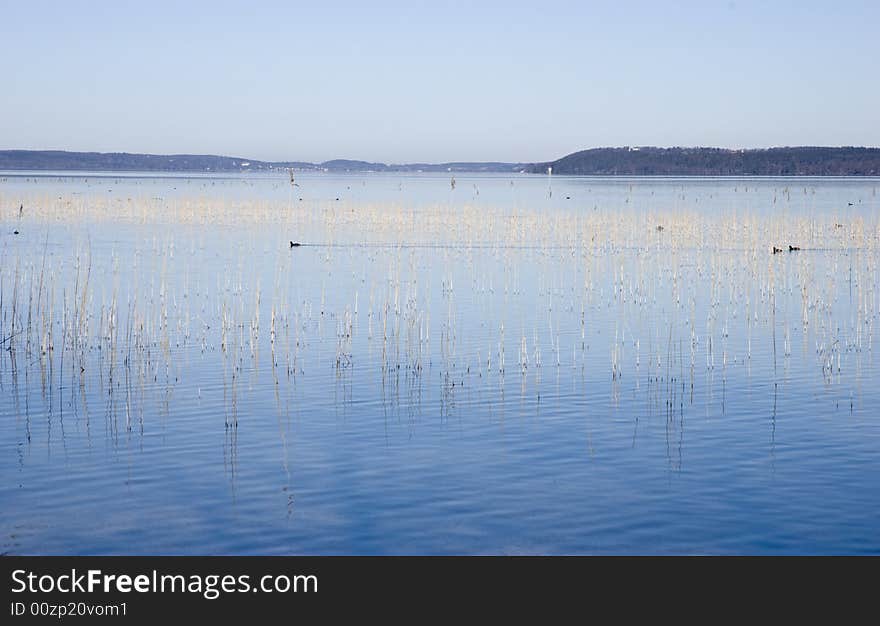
top-left (772, 246), bottom-right (783, 254)
top-left (290, 241), bottom-right (301, 248)
top-left (788, 245), bottom-right (800, 251)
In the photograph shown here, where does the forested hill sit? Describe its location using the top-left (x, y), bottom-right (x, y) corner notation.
top-left (0, 150), bottom-right (308, 172)
top-left (532, 147), bottom-right (880, 176)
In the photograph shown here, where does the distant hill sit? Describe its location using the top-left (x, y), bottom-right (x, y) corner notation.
top-left (0, 150), bottom-right (277, 172)
top-left (319, 159), bottom-right (388, 171)
top-left (396, 162), bottom-right (526, 173)
top-left (320, 160), bottom-right (527, 172)
top-left (2, 147), bottom-right (879, 175)
top-left (533, 147), bottom-right (880, 176)
top-left (0, 150), bottom-right (525, 173)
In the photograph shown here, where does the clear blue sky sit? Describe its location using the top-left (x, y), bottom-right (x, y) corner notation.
top-left (2, 0), bottom-right (878, 163)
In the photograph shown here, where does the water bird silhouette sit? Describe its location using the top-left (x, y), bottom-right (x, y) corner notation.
top-left (772, 246), bottom-right (783, 254)
top-left (789, 245), bottom-right (801, 251)
top-left (290, 241), bottom-right (301, 248)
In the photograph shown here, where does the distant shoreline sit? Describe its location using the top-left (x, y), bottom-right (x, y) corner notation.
top-left (1, 146), bottom-right (879, 176)
top-left (3, 170), bottom-right (879, 181)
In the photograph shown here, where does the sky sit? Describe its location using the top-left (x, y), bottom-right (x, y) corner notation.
top-left (2, 0), bottom-right (878, 163)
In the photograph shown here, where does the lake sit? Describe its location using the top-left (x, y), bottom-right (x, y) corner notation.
top-left (1, 171), bottom-right (878, 554)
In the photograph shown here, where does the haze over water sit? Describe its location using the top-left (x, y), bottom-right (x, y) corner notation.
top-left (1, 171), bottom-right (878, 554)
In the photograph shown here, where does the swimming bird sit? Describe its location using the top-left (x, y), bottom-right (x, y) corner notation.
top-left (772, 246), bottom-right (783, 254)
top-left (290, 241), bottom-right (301, 248)
top-left (789, 245), bottom-right (800, 251)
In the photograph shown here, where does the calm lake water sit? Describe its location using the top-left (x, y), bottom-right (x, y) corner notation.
top-left (1, 171), bottom-right (878, 554)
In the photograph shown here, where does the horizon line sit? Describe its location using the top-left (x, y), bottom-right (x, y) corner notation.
top-left (3, 145), bottom-right (880, 167)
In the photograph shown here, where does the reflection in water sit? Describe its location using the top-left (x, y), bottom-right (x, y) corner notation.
top-left (1, 172), bottom-right (879, 554)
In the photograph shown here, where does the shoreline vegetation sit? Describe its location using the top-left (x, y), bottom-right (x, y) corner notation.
top-left (1, 146), bottom-right (879, 176)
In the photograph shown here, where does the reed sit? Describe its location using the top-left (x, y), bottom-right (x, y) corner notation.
top-left (0, 178), bottom-right (876, 443)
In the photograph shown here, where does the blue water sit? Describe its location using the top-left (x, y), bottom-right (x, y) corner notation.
top-left (1, 172), bottom-right (878, 554)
